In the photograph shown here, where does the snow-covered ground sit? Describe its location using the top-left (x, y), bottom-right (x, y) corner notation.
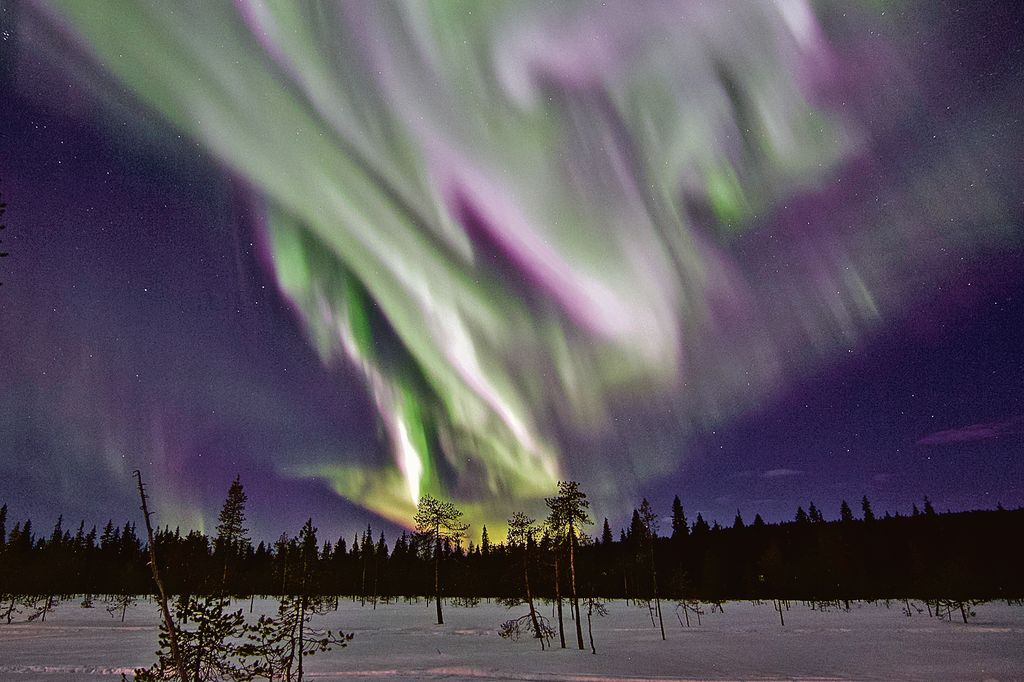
top-left (0, 597), bottom-right (1021, 680)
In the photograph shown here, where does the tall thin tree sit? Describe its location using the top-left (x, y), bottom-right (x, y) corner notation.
top-left (506, 512), bottom-right (546, 648)
top-left (546, 481), bottom-right (591, 651)
top-left (638, 499), bottom-right (666, 640)
top-left (133, 470), bottom-right (189, 682)
top-left (414, 495), bottom-right (468, 625)
top-left (214, 476), bottom-right (250, 591)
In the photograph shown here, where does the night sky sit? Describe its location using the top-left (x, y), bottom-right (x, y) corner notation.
top-left (1, 1), bottom-right (1022, 543)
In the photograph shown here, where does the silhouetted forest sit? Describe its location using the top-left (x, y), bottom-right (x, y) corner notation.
top-left (2, 482), bottom-right (1020, 603)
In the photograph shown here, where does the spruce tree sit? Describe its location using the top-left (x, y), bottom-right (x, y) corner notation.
top-left (215, 477), bottom-right (249, 557)
top-left (861, 495), bottom-right (875, 522)
top-left (692, 513), bottom-right (710, 534)
top-left (923, 496), bottom-right (936, 516)
top-left (17, 519), bottom-right (32, 552)
top-left (215, 477), bottom-right (250, 592)
top-left (50, 515), bottom-right (65, 548)
top-left (480, 525), bottom-right (491, 555)
top-left (670, 495), bottom-right (688, 540)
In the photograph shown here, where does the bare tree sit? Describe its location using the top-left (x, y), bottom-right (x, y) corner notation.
top-left (133, 470), bottom-right (189, 682)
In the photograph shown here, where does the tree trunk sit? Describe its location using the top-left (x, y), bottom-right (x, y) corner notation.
top-left (587, 597), bottom-right (596, 654)
top-left (523, 552), bottom-right (544, 649)
top-left (649, 544), bottom-right (665, 640)
top-left (360, 559), bottom-right (366, 607)
top-left (568, 530), bottom-right (585, 650)
top-left (554, 555), bottom-right (566, 648)
top-left (434, 531), bottom-right (444, 625)
top-left (297, 595), bottom-right (305, 682)
top-left (134, 471), bottom-right (189, 682)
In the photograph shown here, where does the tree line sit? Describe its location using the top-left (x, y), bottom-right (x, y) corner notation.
top-left (1, 480), bottom-right (1020, 607)
top-left (2, 475), bottom-right (1022, 677)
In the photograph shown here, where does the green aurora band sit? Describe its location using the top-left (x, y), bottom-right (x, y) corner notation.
top-left (31, 1), bottom-right (1022, 529)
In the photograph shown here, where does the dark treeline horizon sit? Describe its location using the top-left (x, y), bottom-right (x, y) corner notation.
top-left (1, 488), bottom-right (1022, 602)
top-left (0, 489), bottom-right (1014, 552)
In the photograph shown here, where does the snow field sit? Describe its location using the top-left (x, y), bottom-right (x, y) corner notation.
top-left (0, 598), bottom-right (1021, 680)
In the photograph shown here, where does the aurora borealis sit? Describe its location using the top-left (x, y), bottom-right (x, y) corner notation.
top-left (1, 1), bottom-right (1022, 539)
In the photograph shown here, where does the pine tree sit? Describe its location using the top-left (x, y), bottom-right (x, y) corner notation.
top-left (359, 524), bottom-right (374, 604)
top-left (414, 495), bottom-right (468, 625)
top-left (50, 514), bottom-right (65, 548)
top-left (752, 513), bottom-right (766, 527)
top-left (502, 512), bottom-right (551, 648)
top-left (671, 495), bottom-right (689, 540)
top-left (73, 520), bottom-right (86, 552)
top-left (795, 506), bottom-right (809, 524)
top-left (808, 502), bottom-right (824, 523)
top-left (215, 477), bottom-right (249, 551)
top-left (17, 519), bottom-right (32, 552)
top-left (733, 510), bottom-right (745, 529)
top-left (839, 500), bottom-right (854, 523)
top-left (923, 496), bottom-right (936, 516)
top-left (241, 593), bottom-right (352, 680)
top-left (100, 520), bottom-right (116, 552)
top-left (861, 495), bottom-right (875, 522)
top-left (692, 513), bottom-right (710, 534)
top-left (135, 597), bottom-right (250, 682)
top-left (480, 525), bottom-right (491, 555)
top-left (215, 476), bottom-right (250, 591)
top-left (239, 520), bottom-right (352, 681)
top-left (546, 481), bottom-right (591, 650)
top-left (628, 509), bottom-right (645, 544)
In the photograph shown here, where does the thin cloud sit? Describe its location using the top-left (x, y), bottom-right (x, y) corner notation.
top-left (762, 468), bottom-right (804, 479)
top-left (917, 416), bottom-right (1024, 445)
